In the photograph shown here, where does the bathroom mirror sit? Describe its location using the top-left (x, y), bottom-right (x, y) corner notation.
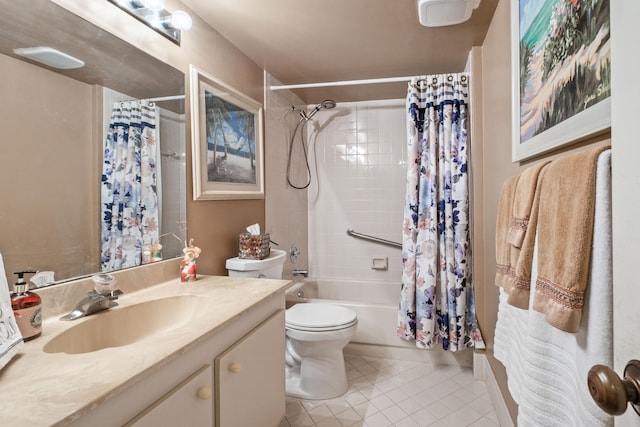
top-left (0, 0), bottom-right (187, 286)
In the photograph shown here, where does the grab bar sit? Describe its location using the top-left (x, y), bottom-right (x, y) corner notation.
top-left (346, 228), bottom-right (402, 249)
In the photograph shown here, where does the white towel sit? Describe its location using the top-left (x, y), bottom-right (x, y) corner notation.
top-left (494, 150), bottom-right (613, 426)
top-left (0, 253), bottom-right (24, 370)
top-left (494, 288), bottom-right (529, 403)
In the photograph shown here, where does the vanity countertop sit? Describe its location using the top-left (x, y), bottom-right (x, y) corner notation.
top-left (0, 275), bottom-right (291, 426)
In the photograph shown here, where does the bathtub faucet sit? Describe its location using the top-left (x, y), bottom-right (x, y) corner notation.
top-left (292, 269), bottom-right (308, 277)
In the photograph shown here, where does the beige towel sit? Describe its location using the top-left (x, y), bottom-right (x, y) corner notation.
top-left (507, 161), bottom-right (551, 248)
top-left (506, 161), bottom-right (551, 309)
top-left (495, 174), bottom-right (519, 291)
top-left (532, 146), bottom-right (610, 333)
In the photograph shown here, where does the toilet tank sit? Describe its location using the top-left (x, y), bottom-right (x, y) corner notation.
top-left (226, 249), bottom-right (286, 279)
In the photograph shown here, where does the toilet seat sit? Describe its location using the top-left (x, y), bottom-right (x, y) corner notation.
top-left (286, 303), bottom-right (357, 332)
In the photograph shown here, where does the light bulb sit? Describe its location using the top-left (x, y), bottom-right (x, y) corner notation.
top-left (140, 0), bottom-right (165, 12)
top-left (171, 10), bottom-right (192, 30)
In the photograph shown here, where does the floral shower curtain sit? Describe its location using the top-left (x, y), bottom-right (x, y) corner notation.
top-left (397, 74), bottom-right (483, 351)
top-left (101, 100), bottom-right (160, 272)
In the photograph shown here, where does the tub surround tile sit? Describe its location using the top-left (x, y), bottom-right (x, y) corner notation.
top-left (307, 100), bottom-right (405, 283)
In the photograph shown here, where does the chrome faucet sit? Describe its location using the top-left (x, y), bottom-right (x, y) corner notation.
top-left (60, 274), bottom-right (123, 321)
top-left (292, 269), bottom-right (308, 277)
top-left (60, 289), bottom-right (124, 321)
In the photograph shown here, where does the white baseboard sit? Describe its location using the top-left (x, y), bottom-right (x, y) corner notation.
top-left (345, 342), bottom-right (473, 367)
top-left (473, 350), bottom-right (485, 380)
top-left (481, 354), bottom-right (514, 427)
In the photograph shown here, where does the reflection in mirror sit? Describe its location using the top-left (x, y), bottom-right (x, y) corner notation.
top-left (0, 0), bottom-right (186, 287)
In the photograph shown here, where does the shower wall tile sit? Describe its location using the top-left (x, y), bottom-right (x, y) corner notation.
top-left (308, 99), bottom-right (406, 282)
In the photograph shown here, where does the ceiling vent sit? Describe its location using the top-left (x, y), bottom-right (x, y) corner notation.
top-left (417, 0), bottom-right (480, 27)
top-left (13, 47), bottom-right (85, 69)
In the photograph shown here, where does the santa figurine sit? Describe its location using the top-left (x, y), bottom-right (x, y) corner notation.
top-left (180, 238), bottom-right (201, 282)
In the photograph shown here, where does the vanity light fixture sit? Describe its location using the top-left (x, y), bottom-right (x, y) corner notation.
top-left (107, 0), bottom-right (192, 46)
top-left (13, 47), bottom-right (85, 69)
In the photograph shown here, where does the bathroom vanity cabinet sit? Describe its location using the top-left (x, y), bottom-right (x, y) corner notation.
top-left (78, 299), bottom-right (286, 427)
top-left (126, 310), bottom-right (285, 427)
top-left (127, 364), bottom-right (214, 426)
top-left (215, 310), bottom-right (285, 426)
top-left (0, 275), bottom-right (289, 427)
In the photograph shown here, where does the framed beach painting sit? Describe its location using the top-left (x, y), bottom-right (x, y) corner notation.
top-left (511, 0), bottom-right (610, 162)
top-left (190, 65), bottom-right (264, 200)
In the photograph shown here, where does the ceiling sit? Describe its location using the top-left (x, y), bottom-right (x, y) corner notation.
top-left (181, 0), bottom-right (499, 104)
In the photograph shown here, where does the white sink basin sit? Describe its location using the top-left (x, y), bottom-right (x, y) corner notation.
top-left (43, 296), bottom-right (201, 354)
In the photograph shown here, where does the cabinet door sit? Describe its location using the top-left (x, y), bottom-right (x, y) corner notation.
top-left (126, 365), bottom-right (213, 427)
top-left (215, 310), bottom-right (285, 427)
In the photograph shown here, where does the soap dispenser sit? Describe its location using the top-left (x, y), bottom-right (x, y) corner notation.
top-left (11, 270), bottom-right (42, 341)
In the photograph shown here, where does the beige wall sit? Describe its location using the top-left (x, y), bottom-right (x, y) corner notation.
top-left (0, 54), bottom-right (100, 284)
top-left (183, 12), bottom-right (265, 275)
top-left (51, 0), bottom-right (266, 275)
top-left (172, 2), bottom-right (266, 275)
top-left (479, 0), bottom-right (611, 422)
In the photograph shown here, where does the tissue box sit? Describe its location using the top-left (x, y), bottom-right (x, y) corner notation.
top-left (238, 233), bottom-right (270, 260)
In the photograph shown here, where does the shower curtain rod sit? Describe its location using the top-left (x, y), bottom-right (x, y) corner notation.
top-left (146, 95), bottom-right (185, 102)
top-left (270, 75), bottom-right (416, 90)
top-left (116, 95), bottom-right (186, 102)
top-left (270, 72), bottom-right (468, 90)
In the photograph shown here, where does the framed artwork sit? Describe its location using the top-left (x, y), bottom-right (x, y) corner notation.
top-left (511, 0), bottom-right (610, 162)
top-left (189, 65), bottom-right (264, 200)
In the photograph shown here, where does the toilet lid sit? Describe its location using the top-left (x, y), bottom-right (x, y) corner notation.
top-left (285, 303), bottom-right (357, 330)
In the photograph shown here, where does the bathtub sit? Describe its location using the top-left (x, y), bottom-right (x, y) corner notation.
top-left (286, 278), bottom-right (408, 348)
top-left (285, 278), bottom-right (473, 366)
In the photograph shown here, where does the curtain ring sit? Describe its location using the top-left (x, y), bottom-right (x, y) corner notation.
top-left (447, 75), bottom-right (453, 82)
top-left (432, 77), bottom-right (438, 85)
top-left (461, 75), bottom-right (467, 82)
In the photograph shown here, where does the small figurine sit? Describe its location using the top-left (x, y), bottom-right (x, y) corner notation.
top-left (144, 242), bottom-right (163, 263)
top-left (180, 238), bottom-right (201, 282)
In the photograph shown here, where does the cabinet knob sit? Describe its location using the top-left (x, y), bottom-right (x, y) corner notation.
top-left (196, 386), bottom-right (212, 400)
top-left (587, 360), bottom-right (640, 416)
top-left (228, 362), bottom-right (241, 373)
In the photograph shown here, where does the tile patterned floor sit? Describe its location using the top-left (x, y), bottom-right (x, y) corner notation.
top-left (279, 354), bottom-right (500, 427)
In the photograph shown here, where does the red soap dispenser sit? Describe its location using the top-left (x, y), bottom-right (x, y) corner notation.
top-left (11, 270), bottom-right (42, 341)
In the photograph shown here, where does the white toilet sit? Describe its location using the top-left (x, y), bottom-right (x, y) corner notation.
top-left (285, 302), bottom-right (357, 400)
top-left (225, 249), bottom-right (287, 278)
top-left (225, 250), bottom-right (358, 400)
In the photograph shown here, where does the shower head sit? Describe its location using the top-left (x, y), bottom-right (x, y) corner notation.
top-left (305, 99), bottom-right (337, 120)
top-left (291, 100), bottom-right (337, 121)
top-left (320, 99), bottom-right (336, 109)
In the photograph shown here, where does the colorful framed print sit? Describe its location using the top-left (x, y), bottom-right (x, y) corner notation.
top-left (511, 0), bottom-right (610, 162)
top-left (190, 65), bottom-right (264, 200)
